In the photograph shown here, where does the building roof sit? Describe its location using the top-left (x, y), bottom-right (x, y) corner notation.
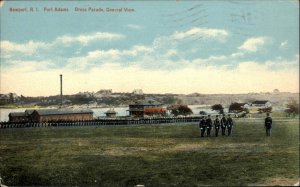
top-left (252, 100), bottom-right (270, 104)
top-left (127, 109), bottom-right (144, 112)
top-left (130, 99), bottom-right (162, 106)
top-left (9, 112), bottom-right (28, 117)
top-left (25, 109), bottom-right (35, 115)
top-left (32, 109), bottom-right (93, 116)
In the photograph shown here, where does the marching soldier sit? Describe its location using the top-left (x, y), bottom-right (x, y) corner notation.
top-left (199, 116), bottom-right (207, 137)
top-left (221, 114), bottom-right (227, 136)
top-left (264, 113), bottom-right (272, 136)
top-left (206, 115), bottom-right (213, 137)
top-left (227, 114), bottom-right (234, 136)
top-left (214, 115), bottom-right (221, 137)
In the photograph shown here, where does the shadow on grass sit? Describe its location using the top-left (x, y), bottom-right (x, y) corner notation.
top-left (1, 149), bottom-right (298, 186)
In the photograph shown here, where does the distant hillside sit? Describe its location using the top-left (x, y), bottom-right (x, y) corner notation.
top-left (0, 91), bottom-right (298, 108)
top-left (177, 92), bottom-right (299, 107)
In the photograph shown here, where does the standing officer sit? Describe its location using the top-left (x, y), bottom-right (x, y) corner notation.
top-left (221, 114), bottom-right (227, 136)
top-left (206, 115), bottom-right (213, 137)
top-left (227, 114), bottom-right (234, 136)
top-left (214, 115), bottom-right (221, 137)
top-left (264, 113), bottom-right (272, 136)
top-left (199, 116), bottom-right (207, 137)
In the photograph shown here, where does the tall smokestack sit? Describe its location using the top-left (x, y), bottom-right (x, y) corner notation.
top-left (60, 74), bottom-right (63, 107)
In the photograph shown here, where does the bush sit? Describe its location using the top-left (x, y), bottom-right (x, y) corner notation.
top-left (211, 104), bottom-right (224, 114)
top-left (171, 105), bottom-right (193, 116)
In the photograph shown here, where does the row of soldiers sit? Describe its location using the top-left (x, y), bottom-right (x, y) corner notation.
top-left (199, 114), bottom-right (234, 137)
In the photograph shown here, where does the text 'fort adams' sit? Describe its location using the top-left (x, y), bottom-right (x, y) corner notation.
top-left (9, 7), bottom-right (135, 13)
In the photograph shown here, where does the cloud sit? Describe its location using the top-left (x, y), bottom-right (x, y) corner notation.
top-left (1, 40), bottom-right (51, 55)
top-left (230, 52), bottom-right (244, 58)
top-left (4, 60), bottom-right (53, 72)
top-left (2, 54), bottom-right (298, 96)
top-left (280, 40), bottom-right (288, 49)
top-left (238, 37), bottom-right (268, 52)
top-left (265, 54), bottom-right (299, 71)
top-left (1, 32), bottom-right (125, 56)
top-left (126, 24), bottom-right (143, 30)
top-left (55, 32), bottom-right (125, 45)
top-left (172, 27), bottom-right (229, 41)
top-left (65, 45), bottom-right (153, 70)
top-left (85, 45), bottom-right (152, 59)
top-left (1, 28), bottom-right (298, 96)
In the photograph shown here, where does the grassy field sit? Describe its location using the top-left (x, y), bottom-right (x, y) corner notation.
top-left (0, 118), bottom-right (299, 186)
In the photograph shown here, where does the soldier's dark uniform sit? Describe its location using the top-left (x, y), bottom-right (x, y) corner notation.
top-left (221, 114), bottom-right (227, 136)
top-left (206, 115), bottom-right (213, 137)
top-left (199, 117), bottom-right (207, 137)
top-left (214, 115), bottom-right (221, 137)
top-left (227, 114), bottom-right (234, 136)
top-left (264, 113), bottom-right (272, 136)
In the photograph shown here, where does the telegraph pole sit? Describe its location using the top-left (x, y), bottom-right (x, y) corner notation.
top-left (60, 74), bottom-right (63, 108)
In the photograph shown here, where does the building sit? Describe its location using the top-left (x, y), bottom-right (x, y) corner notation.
top-left (0, 94), bottom-right (10, 104)
top-left (128, 99), bottom-right (165, 117)
top-left (8, 112), bottom-right (29, 122)
top-left (105, 109), bottom-right (117, 118)
top-left (144, 107), bottom-right (167, 116)
top-left (31, 109), bottom-right (93, 122)
top-left (9, 109), bottom-right (93, 122)
top-left (25, 109), bottom-right (35, 115)
top-left (9, 109), bottom-right (36, 122)
top-left (251, 100), bottom-right (272, 107)
top-left (249, 100), bottom-right (272, 113)
top-left (0, 93), bottom-right (19, 104)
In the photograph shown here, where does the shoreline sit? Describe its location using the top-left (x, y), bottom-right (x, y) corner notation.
top-left (0, 105), bottom-right (129, 109)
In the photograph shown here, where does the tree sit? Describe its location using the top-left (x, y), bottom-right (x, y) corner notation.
top-left (199, 111), bottom-right (207, 115)
top-left (229, 102), bottom-right (249, 114)
top-left (285, 100), bottom-right (299, 117)
top-left (9, 93), bottom-right (14, 104)
top-left (171, 105), bottom-right (193, 116)
top-left (229, 102), bottom-right (244, 113)
top-left (211, 104), bottom-right (224, 114)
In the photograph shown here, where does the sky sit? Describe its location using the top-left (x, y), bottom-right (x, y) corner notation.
top-left (0, 0), bottom-right (299, 96)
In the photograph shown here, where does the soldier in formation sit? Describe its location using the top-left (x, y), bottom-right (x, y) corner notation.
top-left (199, 116), bottom-right (207, 137)
top-left (214, 115), bottom-right (221, 137)
top-left (264, 113), bottom-right (272, 136)
top-left (199, 114), bottom-right (235, 137)
top-left (206, 115), bottom-right (212, 137)
top-left (221, 114), bottom-right (227, 136)
top-left (227, 114), bottom-right (234, 136)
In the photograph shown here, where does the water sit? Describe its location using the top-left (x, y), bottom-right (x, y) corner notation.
top-left (0, 105), bottom-right (215, 122)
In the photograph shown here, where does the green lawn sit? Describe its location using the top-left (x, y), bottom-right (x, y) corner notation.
top-left (0, 118), bottom-right (299, 186)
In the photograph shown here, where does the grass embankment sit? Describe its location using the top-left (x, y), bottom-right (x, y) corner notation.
top-left (0, 119), bottom-right (299, 186)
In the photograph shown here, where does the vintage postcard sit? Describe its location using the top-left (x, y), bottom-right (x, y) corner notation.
top-left (0, 0), bottom-right (299, 186)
